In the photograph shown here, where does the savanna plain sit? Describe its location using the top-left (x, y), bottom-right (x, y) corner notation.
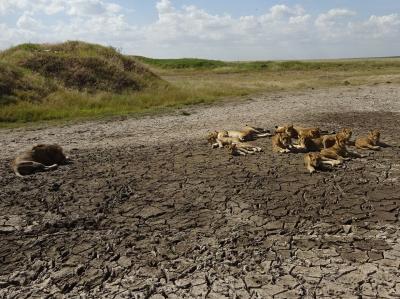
top-left (0, 42), bottom-right (400, 298)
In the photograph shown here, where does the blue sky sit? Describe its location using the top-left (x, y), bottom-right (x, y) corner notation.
top-left (0, 0), bottom-right (399, 60)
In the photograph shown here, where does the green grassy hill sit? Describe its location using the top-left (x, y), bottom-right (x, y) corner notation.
top-left (0, 42), bottom-right (185, 124)
top-left (0, 42), bottom-right (162, 104)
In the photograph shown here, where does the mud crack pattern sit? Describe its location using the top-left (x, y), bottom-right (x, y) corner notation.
top-left (1, 111), bottom-right (400, 298)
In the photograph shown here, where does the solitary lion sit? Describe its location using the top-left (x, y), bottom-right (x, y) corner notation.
top-left (12, 144), bottom-right (71, 177)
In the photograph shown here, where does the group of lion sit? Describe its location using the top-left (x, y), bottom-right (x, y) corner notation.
top-left (11, 124), bottom-right (383, 177)
top-left (207, 124), bottom-right (383, 173)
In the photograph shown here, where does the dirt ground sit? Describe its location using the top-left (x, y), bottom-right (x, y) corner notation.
top-left (0, 85), bottom-right (400, 298)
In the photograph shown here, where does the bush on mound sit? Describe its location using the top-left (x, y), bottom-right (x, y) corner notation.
top-left (0, 41), bottom-right (163, 102)
top-left (21, 54), bottom-right (142, 92)
top-left (0, 62), bottom-right (56, 105)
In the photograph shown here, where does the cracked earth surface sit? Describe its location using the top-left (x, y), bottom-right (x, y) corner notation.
top-left (0, 85), bottom-right (400, 298)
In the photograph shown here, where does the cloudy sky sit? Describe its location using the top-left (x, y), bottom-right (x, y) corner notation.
top-left (0, 0), bottom-right (399, 60)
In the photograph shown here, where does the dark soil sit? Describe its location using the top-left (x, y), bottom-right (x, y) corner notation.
top-left (0, 110), bottom-right (399, 298)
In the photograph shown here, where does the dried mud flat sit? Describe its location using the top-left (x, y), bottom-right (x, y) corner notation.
top-left (0, 85), bottom-right (400, 298)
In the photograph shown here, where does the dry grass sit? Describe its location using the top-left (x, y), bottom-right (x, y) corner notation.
top-left (160, 61), bottom-right (400, 94)
top-left (2, 43), bottom-right (400, 127)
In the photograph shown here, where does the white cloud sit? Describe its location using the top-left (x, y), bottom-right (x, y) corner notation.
top-left (263, 4), bottom-right (306, 22)
top-left (66, 0), bottom-right (121, 17)
top-left (16, 11), bottom-right (43, 30)
top-left (363, 14), bottom-right (400, 37)
top-left (0, 1), bottom-right (399, 59)
top-left (315, 9), bottom-right (356, 39)
top-left (0, 0), bottom-right (120, 16)
top-left (0, 0), bottom-right (29, 14)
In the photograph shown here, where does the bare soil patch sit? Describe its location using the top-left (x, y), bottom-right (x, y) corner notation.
top-left (0, 85), bottom-right (400, 298)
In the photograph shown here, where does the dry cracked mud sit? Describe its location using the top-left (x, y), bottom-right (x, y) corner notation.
top-left (0, 85), bottom-right (400, 298)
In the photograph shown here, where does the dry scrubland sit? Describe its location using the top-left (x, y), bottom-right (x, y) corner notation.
top-left (1, 41), bottom-right (400, 126)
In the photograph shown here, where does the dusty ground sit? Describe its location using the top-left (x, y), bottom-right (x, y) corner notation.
top-left (0, 85), bottom-right (400, 298)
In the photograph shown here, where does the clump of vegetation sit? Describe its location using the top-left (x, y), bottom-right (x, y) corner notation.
top-left (21, 54), bottom-right (142, 92)
top-left (0, 62), bottom-right (56, 105)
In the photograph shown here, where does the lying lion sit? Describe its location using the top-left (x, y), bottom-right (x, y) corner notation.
top-left (355, 129), bottom-right (381, 150)
top-left (320, 135), bottom-right (362, 161)
top-left (295, 135), bottom-right (324, 152)
top-left (207, 131), bottom-right (241, 148)
top-left (275, 124), bottom-right (321, 139)
top-left (208, 131), bottom-right (263, 154)
top-left (304, 152), bottom-right (342, 174)
top-left (223, 125), bottom-right (272, 141)
top-left (12, 144), bottom-right (71, 177)
top-left (230, 143), bottom-right (262, 156)
top-left (272, 132), bottom-right (293, 153)
top-left (296, 128), bottom-right (353, 152)
top-left (321, 128), bottom-right (353, 149)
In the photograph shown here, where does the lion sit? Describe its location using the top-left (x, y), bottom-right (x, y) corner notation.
top-left (304, 152), bottom-right (342, 174)
top-left (294, 135), bottom-right (324, 152)
top-left (225, 125), bottom-right (272, 141)
top-left (294, 128), bottom-right (349, 152)
top-left (355, 129), bottom-right (381, 150)
top-left (12, 144), bottom-right (71, 177)
top-left (207, 131), bottom-right (242, 148)
top-left (275, 124), bottom-right (321, 139)
top-left (321, 128), bottom-right (353, 149)
top-left (320, 134), bottom-right (362, 161)
top-left (230, 143), bottom-right (262, 156)
top-left (272, 132), bottom-right (293, 153)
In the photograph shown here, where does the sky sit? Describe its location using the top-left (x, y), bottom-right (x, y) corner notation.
top-left (0, 0), bottom-right (399, 60)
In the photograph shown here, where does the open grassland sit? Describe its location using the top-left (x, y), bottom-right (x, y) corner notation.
top-left (1, 42), bottom-right (400, 127)
top-left (136, 56), bottom-right (400, 98)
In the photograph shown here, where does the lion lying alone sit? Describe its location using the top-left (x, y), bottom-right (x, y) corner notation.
top-left (12, 144), bottom-right (71, 177)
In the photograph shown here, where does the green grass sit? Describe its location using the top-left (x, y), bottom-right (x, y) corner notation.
top-left (2, 41), bottom-right (400, 127)
top-left (134, 56), bottom-right (400, 73)
top-left (134, 56), bottom-right (227, 69)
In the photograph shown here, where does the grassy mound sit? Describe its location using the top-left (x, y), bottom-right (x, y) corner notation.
top-left (0, 41), bottom-right (177, 124)
top-left (1, 41), bottom-right (161, 94)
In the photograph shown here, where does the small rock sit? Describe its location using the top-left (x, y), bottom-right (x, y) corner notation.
top-left (343, 225), bottom-right (352, 234)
